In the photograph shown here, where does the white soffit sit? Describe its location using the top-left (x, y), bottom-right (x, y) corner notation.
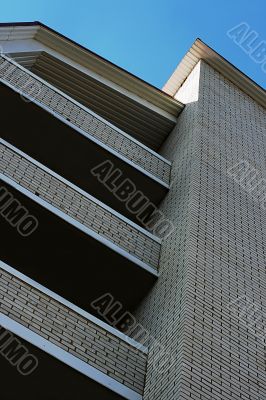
top-left (0, 21), bottom-right (186, 149)
top-left (0, 22), bottom-right (184, 117)
top-left (34, 25), bottom-right (184, 116)
top-left (163, 39), bottom-right (266, 109)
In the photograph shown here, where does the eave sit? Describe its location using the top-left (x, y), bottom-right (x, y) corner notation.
top-left (163, 38), bottom-right (266, 109)
top-left (0, 21), bottom-right (184, 116)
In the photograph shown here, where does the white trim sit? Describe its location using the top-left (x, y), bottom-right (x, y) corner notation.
top-left (0, 173), bottom-right (159, 277)
top-left (0, 36), bottom-right (182, 119)
top-left (0, 138), bottom-right (161, 244)
top-left (0, 25), bottom-right (183, 116)
top-left (0, 259), bottom-right (148, 354)
top-left (0, 38), bottom-right (42, 54)
top-left (0, 314), bottom-right (143, 400)
top-left (0, 54), bottom-right (172, 166)
top-left (163, 39), bottom-right (266, 109)
top-left (0, 26), bottom-right (39, 41)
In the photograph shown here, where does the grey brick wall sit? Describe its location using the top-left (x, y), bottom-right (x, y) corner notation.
top-left (135, 61), bottom-right (266, 399)
top-left (0, 142), bottom-right (160, 270)
top-left (0, 266), bottom-right (147, 394)
top-left (0, 56), bottom-right (171, 185)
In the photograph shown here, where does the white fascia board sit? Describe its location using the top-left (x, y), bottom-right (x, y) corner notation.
top-left (163, 39), bottom-right (266, 109)
top-left (0, 25), bottom-right (38, 41)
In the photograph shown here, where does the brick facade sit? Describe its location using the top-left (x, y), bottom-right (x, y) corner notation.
top-left (1, 24), bottom-right (266, 400)
top-left (136, 61), bottom-right (266, 400)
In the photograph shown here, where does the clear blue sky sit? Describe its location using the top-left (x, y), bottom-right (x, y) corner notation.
top-left (0, 0), bottom-right (265, 89)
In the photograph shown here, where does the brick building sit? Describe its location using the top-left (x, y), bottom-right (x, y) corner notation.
top-left (0, 21), bottom-right (265, 400)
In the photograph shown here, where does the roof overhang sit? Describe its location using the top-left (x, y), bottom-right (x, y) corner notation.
top-left (0, 21), bottom-right (184, 116)
top-left (163, 39), bottom-right (266, 109)
top-left (0, 21), bottom-right (185, 150)
top-left (7, 49), bottom-right (176, 149)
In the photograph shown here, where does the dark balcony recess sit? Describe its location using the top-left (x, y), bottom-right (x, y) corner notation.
top-left (0, 83), bottom-right (168, 225)
top-left (0, 180), bottom-right (157, 318)
top-left (0, 331), bottom-right (125, 400)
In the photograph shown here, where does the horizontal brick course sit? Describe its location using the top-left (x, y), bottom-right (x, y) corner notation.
top-left (0, 266), bottom-right (147, 394)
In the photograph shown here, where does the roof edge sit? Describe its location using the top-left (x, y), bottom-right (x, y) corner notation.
top-left (0, 21), bottom-right (40, 27)
top-left (163, 39), bottom-right (266, 109)
top-left (0, 21), bottom-right (184, 116)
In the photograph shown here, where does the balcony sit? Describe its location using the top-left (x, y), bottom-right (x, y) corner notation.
top-left (0, 55), bottom-right (171, 222)
top-left (0, 260), bottom-right (147, 400)
top-left (0, 139), bottom-right (159, 314)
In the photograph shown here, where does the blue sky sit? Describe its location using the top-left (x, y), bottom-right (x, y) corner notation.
top-left (0, 0), bottom-right (265, 89)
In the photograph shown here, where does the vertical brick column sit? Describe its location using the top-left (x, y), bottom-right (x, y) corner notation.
top-left (135, 61), bottom-right (266, 399)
